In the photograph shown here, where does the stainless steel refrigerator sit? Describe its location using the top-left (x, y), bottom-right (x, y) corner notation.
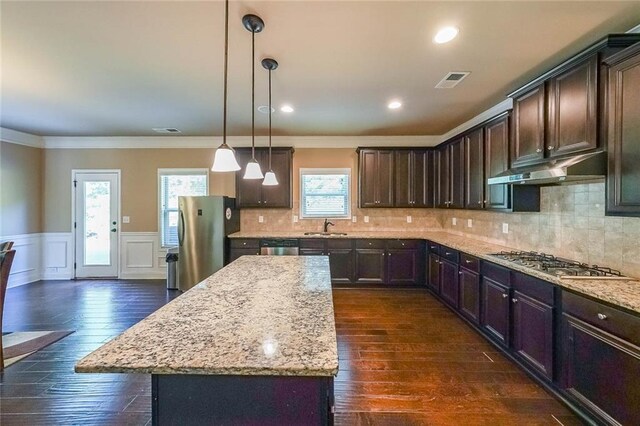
top-left (177, 196), bottom-right (240, 292)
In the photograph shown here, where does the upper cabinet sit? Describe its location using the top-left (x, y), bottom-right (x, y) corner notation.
top-left (435, 140), bottom-right (464, 209)
top-left (235, 147), bottom-right (293, 209)
top-left (464, 127), bottom-right (484, 209)
top-left (359, 149), bottom-right (394, 208)
top-left (605, 43), bottom-right (640, 216)
top-left (394, 149), bottom-right (433, 208)
top-left (509, 34), bottom-right (640, 168)
top-left (484, 115), bottom-right (511, 210)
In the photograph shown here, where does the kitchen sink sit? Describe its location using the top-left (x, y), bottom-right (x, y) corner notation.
top-left (303, 232), bottom-right (348, 236)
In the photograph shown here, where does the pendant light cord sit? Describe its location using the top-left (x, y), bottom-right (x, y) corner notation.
top-left (222, 0), bottom-right (229, 144)
top-left (268, 67), bottom-right (272, 170)
top-left (251, 30), bottom-right (256, 160)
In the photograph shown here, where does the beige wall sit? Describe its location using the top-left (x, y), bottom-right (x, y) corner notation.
top-left (43, 148), bottom-right (235, 232)
top-left (240, 148), bottom-right (441, 232)
top-left (440, 182), bottom-right (640, 278)
top-left (0, 141), bottom-right (43, 236)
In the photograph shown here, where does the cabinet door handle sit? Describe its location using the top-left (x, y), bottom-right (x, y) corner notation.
top-left (445, 252), bottom-right (452, 255)
top-left (512, 298), bottom-right (518, 303)
top-left (597, 313), bottom-right (607, 320)
top-left (478, 200), bottom-right (482, 204)
top-left (465, 260), bottom-right (472, 264)
top-left (243, 242), bottom-right (247, 246)
top-left (548, 146), bottom-right (554, 150)
top-left (502, 293), bottom-right (508, 298)
top-left (536, 148), bottom-right (542, 153)
top-left (388, 253), bottom-right (391, 257)
top-left (458, 271), bottom-right (462, 275)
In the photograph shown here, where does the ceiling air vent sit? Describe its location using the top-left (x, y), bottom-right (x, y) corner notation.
top-left (152, 128), bottom-right (182, 134)
top-left (435, 71), bottom-right (470, 89)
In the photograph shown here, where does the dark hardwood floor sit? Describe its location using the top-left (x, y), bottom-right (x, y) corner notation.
top-left (0, 281), bottom-right (582, 425)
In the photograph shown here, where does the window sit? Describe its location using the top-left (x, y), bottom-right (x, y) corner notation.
top-left (300, 168), bottom-right (350, 219)
top-left (159, 169), bottom-right (208, 247)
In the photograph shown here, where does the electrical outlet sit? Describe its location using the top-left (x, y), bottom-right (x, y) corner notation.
top-left (258, 215), bottom-right (264, 223)
top-left (122, 216), bottom-right (130, 224)
top-left (467, 219), bottom-right (473, 228)
top-left (292, 215), bottom-right (299, 223)
top-left (452, 217), bottom-right (457, 226)
top-left (364, 216), bottom-right (369, 223)
top-left (352, 216), bottom-right (357, 223)
top-left (407, 216), bottom-right (412, 223)
top-left (502, 223), bottom-right (509, 234)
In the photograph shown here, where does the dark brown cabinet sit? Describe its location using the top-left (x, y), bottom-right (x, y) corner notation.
top-left (439, 259), bottom-right (459, 308)
top-left (512, 84), bottom-right (546, 167)
top-left (358, 149), bottom-right (394, 208)
top-left (464, 127), bottom-right (484, 209)
top-left (484, 115), bottom-right (511, 210)
top-left (547, 56), bottom-right (598, 157)
top-left (355, 249), bottom-right (386, 284)
top-left (458, 264), bottom-right (480, 324)
top-left (560, 291), bottom-right (640, 425)
top-left (480, 262), bottom-right (512, 347)
top-left (235, 148), bottom-right (293, 208)
top-left (327, 240), bottom-right (355, 285)
top-left (606, 43), bottom-right (640, 216)
top-left (435, 146), bottom-right (450, 208)
top-left (386, 240), bottom-right (424, 286)
top-left (394, 150), bottom-right (433, 208)
top-left (512, 291), bottom-right (554, 379)
top-left (228, 238), bottom-right (260, 263)
top-left (450, 139), bottom-right (465, 209)
top-left (435, 139), bottom-right (464, 209)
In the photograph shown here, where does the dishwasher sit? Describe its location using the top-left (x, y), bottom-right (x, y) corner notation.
top-left (260, 239), bottom-right (299, 256)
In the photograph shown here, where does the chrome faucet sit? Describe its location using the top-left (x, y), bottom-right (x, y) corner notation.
top-left (323, 218), bottom-right (335, 233)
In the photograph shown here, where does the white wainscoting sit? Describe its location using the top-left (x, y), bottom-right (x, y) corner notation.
top-left (1, 232), bottom-right (166, 287)
top-left (120, 232), bottom-right (166, 279)
top-left (1, 233), bottom-right (42, 288)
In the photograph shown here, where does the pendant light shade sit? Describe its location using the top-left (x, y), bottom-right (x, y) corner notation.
top-left (262, 58), bottom-right (279, 186)
top-left (263, 170), bottom-right (278, 186)
top-left (243, 159), bottom-right (264, 179)
top-left (212, 143), bottom-right (240, 172)
top-left (212, 0), bottom-right (240, 173)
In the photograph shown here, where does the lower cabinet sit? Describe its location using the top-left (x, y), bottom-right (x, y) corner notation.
top-left (427, 253), bottom-right (441, 293)
top-left (560, 291), bottom-right (640, 425)
top-left (228, 239), bottom-right (261, 263)
top-left (355, 239), bottom-right (424, 286)
top-left (439, 259), bottom-right (459, 308)
top-left (354, 249), bottom-right (386, 284)
top-left (458, 267), bottom-right (480, 324)
top-left (512, 291), bottom-right (554, 379)
top-left (481, 277), bottom-right (511, 346)
top-left (327, 240), bottom-right (355, 285)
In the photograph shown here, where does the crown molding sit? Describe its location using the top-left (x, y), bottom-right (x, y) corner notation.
top-left (42, 135), bottom-right (442, 149)
top-left (439, 98), bottom-right (513, 142)
top-left (0, 127), bottom-right (45, 148)
top-left (628, 23), bottom-right (640, 33)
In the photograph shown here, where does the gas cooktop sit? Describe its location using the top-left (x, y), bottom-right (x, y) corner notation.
top-left (490, 251), bottom-right (631, 280)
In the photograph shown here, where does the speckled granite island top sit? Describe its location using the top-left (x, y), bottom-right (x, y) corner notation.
top-left (229, 231), bottom-right (640, 315)
top-left (75, 256), bottom-right (338, 376)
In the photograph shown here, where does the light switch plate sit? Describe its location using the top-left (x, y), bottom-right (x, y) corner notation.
top-left (467, 219), bottom-right (473, 228)
top-left (292, 215), bottom-right (299, 223)
top-left (352, 216), bottom-right (357, 223)
top-left (122, 216), bottom-right (130, 224)
top-left (258, 215), bottom-right (264, 223)
top-left (452, 218), bottom-right (457, 226)
top-left (364, 216), bottom-right (369, 223)
top-left (407, 216), bottom-right (412, 223)
top-left (502, 223), bottom-right (509, 234)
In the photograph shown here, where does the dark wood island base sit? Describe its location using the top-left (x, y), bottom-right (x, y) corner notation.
top-left (152, 375), bottom-right (334, 425)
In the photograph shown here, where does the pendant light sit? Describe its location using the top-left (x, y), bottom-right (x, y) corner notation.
top-left (261, 58), bottom-right (279, 186)
top-left (242, 14), bottom-right (265, 179)
top-left (211, 0), bottom-right (240, 172)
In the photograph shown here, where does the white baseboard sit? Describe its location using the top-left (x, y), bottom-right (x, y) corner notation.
top-left (1, 231), bottom-right (167, 287)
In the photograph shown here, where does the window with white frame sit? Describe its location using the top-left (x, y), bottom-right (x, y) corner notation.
top-left (300, 168), bottom-right (351, 219)
top-left (159, 169), bottom-right (208, 247)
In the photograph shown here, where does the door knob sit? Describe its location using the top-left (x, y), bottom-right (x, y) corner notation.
top-left (111, 228), bottom-right (117, 233)
top-left (597, 313), bottom-right (607, 320)
top-left (536, 148), bottom-right (542, 153)
top-left (502, 293), bottom-right (508, 298)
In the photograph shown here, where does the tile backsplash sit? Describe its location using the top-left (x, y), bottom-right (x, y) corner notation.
top-left (240, 180), bottom-right (640, 278)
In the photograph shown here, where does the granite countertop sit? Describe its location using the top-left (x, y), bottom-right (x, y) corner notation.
top-left (75, 256), bottom-right (338, 376)
top-left (229, 231), bottom-right (640, 314)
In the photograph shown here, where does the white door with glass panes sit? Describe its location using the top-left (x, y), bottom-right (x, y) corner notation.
top-left (74, 172), bottom-right (120, 278)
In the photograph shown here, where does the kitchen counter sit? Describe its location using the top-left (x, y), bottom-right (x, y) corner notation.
top-left (229, 231), bottom-right (640, 315)
top-left (75, 256), bottom-right (338, 376)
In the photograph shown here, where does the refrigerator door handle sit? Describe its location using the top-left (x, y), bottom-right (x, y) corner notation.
top-left (178, 210), bottom-right (186, 247)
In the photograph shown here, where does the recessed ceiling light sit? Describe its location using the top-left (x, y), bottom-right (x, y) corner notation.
top-left (434, 26), bottom-right (459, 44)
top-left (280, 105), bottom-right (294, 113)
top-left (388, 101), bottom-right (402, 110)
top-left (257, 105), bottom-right (275, 114)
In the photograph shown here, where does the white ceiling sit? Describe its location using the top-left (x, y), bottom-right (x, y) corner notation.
top-left (2, 1), bottom-right (639, 137)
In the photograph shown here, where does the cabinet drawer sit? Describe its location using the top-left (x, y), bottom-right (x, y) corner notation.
top-left (459, 253), bottom-right (479, 273)
top-left (299, 239), bottom-right (325, 249)
top-left (356, 239), bottom-right (386, 249)
top-left (327, 239), bottom-right (353, 250)
top-left (387, 239), bottom-right (423, 250)
top-left (426, 241), bottom-right (440, 253)
top-left (481, 261), bottom-right (511, 285)
top-left (512, 272), bottom-right (554, 305)
top-left (563, 291), bottom-right (640, 346)
top-left (439, 246), bottom-right (458, 263)
top-left (230, 238), bottom-right (260, 249)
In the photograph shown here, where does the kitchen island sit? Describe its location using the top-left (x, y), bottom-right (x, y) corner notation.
top-left (75, 256), bottom-right (338, 425)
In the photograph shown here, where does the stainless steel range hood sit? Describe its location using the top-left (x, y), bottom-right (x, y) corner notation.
top-left (487, 151), bottom-right (606, 185)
